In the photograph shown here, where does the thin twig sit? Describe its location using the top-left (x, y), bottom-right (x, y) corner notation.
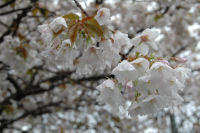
top-left (73, 0), bottom-right (89, 16)
top-left (0, 7), bottom-right (30, 16)
top-left (0, 0), bottom-right (16, 9)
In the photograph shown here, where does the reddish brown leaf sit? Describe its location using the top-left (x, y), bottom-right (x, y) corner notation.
top-left (69, 23), bottom-right (79, 44)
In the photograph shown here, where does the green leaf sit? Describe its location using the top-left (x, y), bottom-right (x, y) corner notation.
top-left (84, 23), bottom-right (102, 37)
top-left (63, 13), bottom-right (79, 21)
top-left (154, 14), bottom-right (163, 22)
top-left (84, 18), bottom-right (104, 37)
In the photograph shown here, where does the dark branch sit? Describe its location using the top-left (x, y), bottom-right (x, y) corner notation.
top-left (76, 74), bottom-right (114, 82)
top-left (7, 74), bottom-right (21, 92)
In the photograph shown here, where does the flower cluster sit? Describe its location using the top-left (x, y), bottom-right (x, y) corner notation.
top-left (98, 59), bottom-right (189, 116)
top-left (38, 8), bottom-right (190, 116)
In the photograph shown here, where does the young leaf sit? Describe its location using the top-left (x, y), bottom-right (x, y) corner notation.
top-left (83, 17), bottom-right (104, 37)
top-left (69, 23), bottom-right (79, 44)
top-left (32, 8), bottom-right (39, 16)
top-left (63, 13), bottom-right (79, 21)
top-left (154, 14), bottom-right (163, 22)
top-left (84, 23), bottom-right (103, 37)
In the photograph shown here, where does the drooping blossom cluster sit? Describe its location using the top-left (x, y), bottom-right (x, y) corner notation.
top-left (37, 7), bottom-right (190, 116)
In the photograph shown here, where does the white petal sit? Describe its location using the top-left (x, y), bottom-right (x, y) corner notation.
top-left (149, 41), bottom-right (158, 50)
top-left (49, 17), bottom-right (67, 33)
top-left (142, 29), bottom-right (159, 40)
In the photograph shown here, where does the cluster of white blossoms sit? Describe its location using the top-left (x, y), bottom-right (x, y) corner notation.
top-left (98, 59), bottom-right (190, 116)
top-left (38, 8), bottom-right (190, 116)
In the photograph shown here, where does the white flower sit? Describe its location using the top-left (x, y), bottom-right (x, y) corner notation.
top-left (149, 62), bottom-right (174, 79)
top-left (49, 17), bottom-right (67, 33)
top-left (131, 29), bottom-right (159, 55)
top-left (145, 62), bottom-right (185, 98)
top-left (113, 31), bottom-right (132, 53)
top-left (97, 79), bottom-right (125, 114)
top-left (95, 8), bottom-right (110, 25)
top-left (146, 63), bottom-right (175, 94)
top-left (112, 60), bottom-right (138, 84)
top-left (100, 40), bottom-right (121, 68)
